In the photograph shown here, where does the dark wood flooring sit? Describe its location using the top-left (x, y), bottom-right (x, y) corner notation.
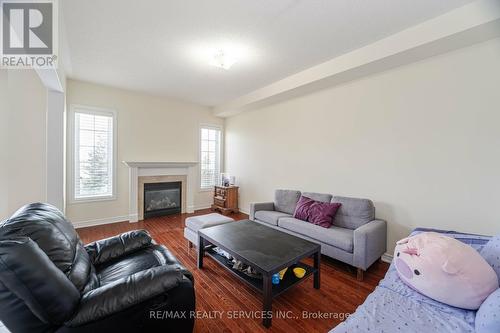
top-left (77, 209), bottom-right (389, 333)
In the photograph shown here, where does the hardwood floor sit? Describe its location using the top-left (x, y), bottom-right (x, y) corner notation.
top-left (77, 209), bottom-right (389, 333)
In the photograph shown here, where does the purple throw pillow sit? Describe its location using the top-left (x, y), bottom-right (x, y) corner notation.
top-left (308, 201), bottom-right (341, 228)
top-left (293, 196), bottom-right (314, 221)
top-left (293, 196), bottom-right (341, 228)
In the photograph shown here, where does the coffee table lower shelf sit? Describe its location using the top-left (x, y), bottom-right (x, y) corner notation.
top-left (205, 248), bottom-right (317, 298)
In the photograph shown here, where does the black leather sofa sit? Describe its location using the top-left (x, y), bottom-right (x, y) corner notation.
top-left (0, 203), bottom-right (195, 332)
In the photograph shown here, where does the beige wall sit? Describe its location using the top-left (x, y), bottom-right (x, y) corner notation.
top-left (65, 80), bottom-right (224, 224)
top-left (225, 37), bottom-right (500, 255)
top-left (0, 69), bottom-right (48, 219)
top-left (0, 70), bottom-right (8, 219)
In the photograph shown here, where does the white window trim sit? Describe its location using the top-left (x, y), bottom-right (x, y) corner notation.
top-left (199, 123), bottom-right (223, 192)
top-left (68, 104), bottom-right (117, 204)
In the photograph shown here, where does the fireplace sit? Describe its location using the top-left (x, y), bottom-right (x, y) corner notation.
top-left (143, 181), bottom-right (182, 218)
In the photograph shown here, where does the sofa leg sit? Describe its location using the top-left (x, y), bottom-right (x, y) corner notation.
top-left (187, 241), bottom-right (193, 254)
top-left (357, 268), bottom-right (364, 281)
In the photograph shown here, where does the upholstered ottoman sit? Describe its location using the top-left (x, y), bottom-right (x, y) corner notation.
top-left (184, 213), bottom-right (235, 248)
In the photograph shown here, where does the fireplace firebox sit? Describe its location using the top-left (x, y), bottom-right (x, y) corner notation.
top-left (143, 181), bottom-right (182, 218)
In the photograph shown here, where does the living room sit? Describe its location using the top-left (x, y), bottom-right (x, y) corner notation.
top-left (1, 0), bottom-right (500, 332)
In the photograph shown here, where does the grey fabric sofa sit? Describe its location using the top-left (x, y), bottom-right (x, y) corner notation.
top-left (249, 189), bottom-right (387, 280)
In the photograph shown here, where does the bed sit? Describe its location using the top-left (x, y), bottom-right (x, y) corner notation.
top-left (331, 228), bottom-right (492, 333)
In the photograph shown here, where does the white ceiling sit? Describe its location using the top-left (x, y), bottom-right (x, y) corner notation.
top-left (62, 0), bottom-right (475, 107)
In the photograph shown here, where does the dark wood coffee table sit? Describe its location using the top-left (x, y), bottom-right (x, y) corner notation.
top-left (197, 220), bottom-right (321, 328)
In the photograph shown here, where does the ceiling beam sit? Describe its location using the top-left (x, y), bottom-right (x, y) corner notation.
top-left (213, 0), bottom-right (500, 118)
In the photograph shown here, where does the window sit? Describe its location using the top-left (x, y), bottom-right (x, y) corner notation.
top-left (200, 125), bottom-right (221, 190)
top-left (70, 106), bottom-right (116, 202)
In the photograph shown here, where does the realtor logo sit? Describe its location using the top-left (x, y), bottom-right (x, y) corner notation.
top-left (1, 0), bottom-right (58, 68)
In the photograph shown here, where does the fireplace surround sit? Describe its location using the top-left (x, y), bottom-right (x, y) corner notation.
top-left (123, 161), bottom-right (198, 222)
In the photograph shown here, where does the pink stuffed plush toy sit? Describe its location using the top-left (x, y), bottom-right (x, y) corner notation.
top-left (394, 232), bottom-right (498, 309)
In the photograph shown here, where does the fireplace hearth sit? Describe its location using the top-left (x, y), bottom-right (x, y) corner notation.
top-left (144, 181), bottom-right (182, 218)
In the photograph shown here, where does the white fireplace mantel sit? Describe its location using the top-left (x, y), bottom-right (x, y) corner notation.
top-left (123, 161), bottom-right (198, 168)
top-left (123, 161), bottom-right (198, 222)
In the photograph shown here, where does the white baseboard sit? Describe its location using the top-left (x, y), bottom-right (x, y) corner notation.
top-left (194, 204), bottom-right (212, 211)
top-left (381, 253), bottom-right (393, 263)
top-left (73, 206), bottom-right (242, 229)
top-left (73, 215), bottom-right (129, 229)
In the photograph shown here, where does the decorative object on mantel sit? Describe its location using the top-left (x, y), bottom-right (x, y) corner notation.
top-left (212, 185), bottom-right (239, 215)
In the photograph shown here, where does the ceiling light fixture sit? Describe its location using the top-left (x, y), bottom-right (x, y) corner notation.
top-left (209, 49), bottom-right (237, 70)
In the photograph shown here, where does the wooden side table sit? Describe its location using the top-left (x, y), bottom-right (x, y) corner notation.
top-left (211, 186), bottom-right (239, 215)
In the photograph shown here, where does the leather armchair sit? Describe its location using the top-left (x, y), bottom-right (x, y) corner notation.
top-left (0, 203), bottom-right (195, 332)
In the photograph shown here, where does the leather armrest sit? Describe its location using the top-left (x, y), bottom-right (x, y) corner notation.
top-left (65, 265), bottom-right (185, 327)
top-left (0, 237), bottom-right (80, 324)
top-left (249, 202), bottom-right (274, 220)
top-left (85, 230), bottom-right (152, 265)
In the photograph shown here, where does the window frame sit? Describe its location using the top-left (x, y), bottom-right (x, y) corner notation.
top-left (68, 104), bottom-right (117, 204)
top-left (199, 124), bottom-right (223, 191)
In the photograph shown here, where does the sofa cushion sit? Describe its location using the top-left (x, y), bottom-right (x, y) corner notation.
top-left (278, 217), bottom-right (353, 252)
top-left (308, 201), bottom-right (341, 228)
top-left (254, 211), bottom-right (292, 226)
top-left (294, 196), bottom-right (341, 228)
top-left (331, 196), bottom-right (375, 230)
top-left (274, 190), bottom-right (301, 214)
top-left (302, 192), bottom-right (332, 203)
top-left (293, 196), bottom-right (314, 221)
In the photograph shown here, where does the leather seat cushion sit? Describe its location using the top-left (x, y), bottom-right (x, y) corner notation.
top-left (55, 278), bottom-right (195, 333)
top-left (96, 244), bottom-right (184, 286)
